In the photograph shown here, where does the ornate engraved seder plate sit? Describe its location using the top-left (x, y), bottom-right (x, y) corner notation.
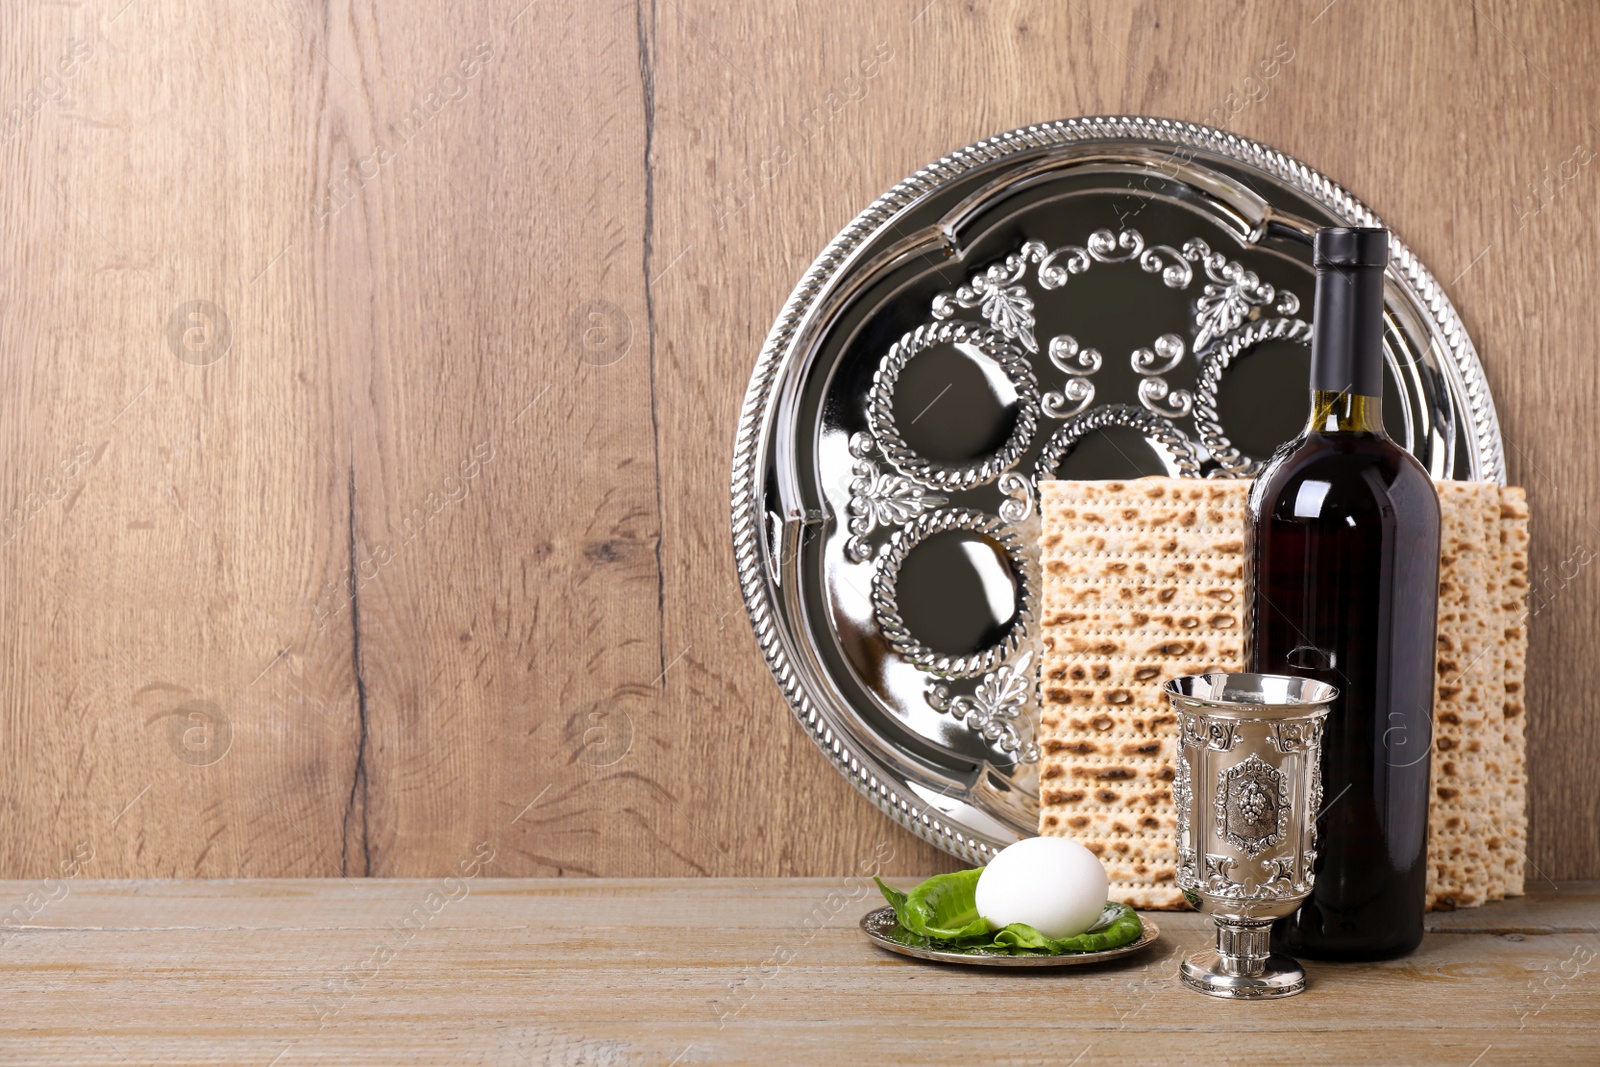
top-left (731, 117), bottom-right (1504, 865)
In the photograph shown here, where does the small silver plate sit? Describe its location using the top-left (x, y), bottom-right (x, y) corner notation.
top-left (859, 905), bottom-right (1161, 967)
top-left (732, 116), bottom-right (1504, 866)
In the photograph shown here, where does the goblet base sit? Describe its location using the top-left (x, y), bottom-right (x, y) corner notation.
top-left (1180, 951), bottom-right (1306, 999)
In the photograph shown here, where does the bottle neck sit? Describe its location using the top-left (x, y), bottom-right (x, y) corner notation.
top-left (1308, 259), bottom-right (1387, 406)
top-left (1307, 390), bottom-right (1385, 435)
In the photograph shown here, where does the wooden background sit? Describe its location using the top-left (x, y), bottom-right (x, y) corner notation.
top-left (1, 0), bottom-right (1595, 881)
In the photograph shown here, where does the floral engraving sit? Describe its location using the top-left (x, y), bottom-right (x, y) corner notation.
top-left (1263, 856), bottom-right (1298, 896)
top-left (935, 229), bottom-right (1209, 353)
top-left (1269, 717), bottom-right (1325, 754)
top-left (1138, 376), bottom-right (1193, 418)
top-left (1049, 333), bottom-right (1103, 375)
top-left (997, 471), bottom-right (1033, 524)
top-left (843, 432), bottom-right (944, 563)
top-left (1180, 714), bottom-right (1238, 752)
top-left (1043, 378), bottom-right (1095, 419)
top-left (1036, 228), bottom-right (1150, 288)
top-left (1129, 332), bottom-right (1192, 419)
top-left (932, 246), bottom-right (1044, 352)
top-left (1140, 242), bottom-right (1194, 288)
top-left (1203, 853), bottom-right (1241, 897)
top-left (1201, 853), bottom-right (1299, 901)
top-left (1032, 229), bottom-right (1197, 293)
top-left (1304, 728), bottom-right (1324, 873)
top-left (1174, 746), bottom-right (1196, 884)
top-left (1184, 238), bottom-right (1300, 351)
top-left (1130, 332), bottom-right (1187, 376)
top-left (1042, 334), bottom-right (1100, 418)
top-left (926, 651), bottom-right (1040, 763)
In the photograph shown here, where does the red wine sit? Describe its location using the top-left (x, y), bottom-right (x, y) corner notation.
top-left (1248, 228), bottom-right (1441, 960)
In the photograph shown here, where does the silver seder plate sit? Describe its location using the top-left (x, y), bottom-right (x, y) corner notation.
top-left (731, 117), bottom-right (1504, 865)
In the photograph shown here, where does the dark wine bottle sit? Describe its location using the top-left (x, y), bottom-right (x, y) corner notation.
top-left (1247, 227), bottom-right (1441, 961)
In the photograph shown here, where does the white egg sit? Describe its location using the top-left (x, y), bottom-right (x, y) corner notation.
top-left (975, 836), bottom-right (1110, 939)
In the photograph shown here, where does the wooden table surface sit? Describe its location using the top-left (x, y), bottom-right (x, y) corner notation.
top-left (0, 879), bottom-right (1594, 1065)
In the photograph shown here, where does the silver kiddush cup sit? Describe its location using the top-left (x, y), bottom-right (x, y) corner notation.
top-left (1165, 673), bottom-right (1337, 999)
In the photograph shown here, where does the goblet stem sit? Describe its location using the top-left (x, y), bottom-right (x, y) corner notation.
top-left (1215, 918), bottom-right (1274, 978)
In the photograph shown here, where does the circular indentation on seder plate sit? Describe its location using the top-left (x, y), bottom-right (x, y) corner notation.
top-left (867, 322), bottom-right (1038, 491)
top-left (895, 530), bottom-right (1020, 656)
top-left (1033, 403), bottom-right (1201, 481)
top-left (870, 508), bottom-right (1033, 679)
top-left (1052, 426), bottom-right (1170, 479)
top-left (1195, 319), bottom-right (1315, 473)
top-left (893, 340), bottom-right (1024, 465)
top-left (1212, 342), bottom-right (1311, 456)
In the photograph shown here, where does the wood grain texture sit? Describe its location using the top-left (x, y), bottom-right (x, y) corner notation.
top-left (0, 878), bottom-right (1595, 1064)
top-left (1, 0), bottom-right (1597, 879)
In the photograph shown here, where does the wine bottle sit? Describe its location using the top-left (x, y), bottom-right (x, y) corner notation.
top-left (1247, 227), bottom-right (1441, 961)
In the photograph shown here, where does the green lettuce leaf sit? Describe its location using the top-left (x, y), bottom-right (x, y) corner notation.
top-left (873, 876), bottom-right (908, 914)
top-left (874, 870), bottom-right (990, 940)
top-left (875, 874), bottom-right (1142, 956)
top-left (989, 901), bottom-right (1143, 953)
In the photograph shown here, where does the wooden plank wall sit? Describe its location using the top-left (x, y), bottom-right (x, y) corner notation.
top-left (0, 0), bottom-right (1595, 880)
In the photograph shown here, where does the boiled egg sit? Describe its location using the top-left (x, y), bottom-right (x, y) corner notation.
top-left (975, 836), bottom-right (1110, 939)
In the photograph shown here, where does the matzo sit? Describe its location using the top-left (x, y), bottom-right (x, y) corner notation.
top-left (1038, 477), bottom-right (1248, 910)
top-left (1427, 481), bottom-right (1505, 908)
top-left (1497, 486), bottom-right (1531, 896)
